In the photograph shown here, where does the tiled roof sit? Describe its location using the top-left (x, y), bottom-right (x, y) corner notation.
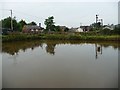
top-left (24, 25), bottom-right (42, 30)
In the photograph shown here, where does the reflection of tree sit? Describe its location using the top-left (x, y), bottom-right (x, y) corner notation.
top-left (2, 40), bottom-right (119, 56)
top-left (46, 43), bottom-right (56, 55)
top-left (2, 40), bottom-right (43, 55)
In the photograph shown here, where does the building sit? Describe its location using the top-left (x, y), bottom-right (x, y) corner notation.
top-left (69, 27), bottom-right (83, 32)
top-left (59, 26), bottom-right (69, 32)
top-left (1, 28), bottom-right (12, 35)
top-left (22, 24), bottom-right (44, 34)
top-left (103, 25), bottom-right (114, 30)
top-left (76, 27), bottom-right (83, 32)
top-left (80, 26), bottom-right (92, 32)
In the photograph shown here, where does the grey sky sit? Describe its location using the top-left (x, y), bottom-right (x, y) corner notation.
top-left (0, 1), bottom-right (119, 28)
top-left (118, 1), bottom-right (120, 24)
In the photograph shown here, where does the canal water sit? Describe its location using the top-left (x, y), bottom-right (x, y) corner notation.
top-left (2, 40), bottom-right (119, 88)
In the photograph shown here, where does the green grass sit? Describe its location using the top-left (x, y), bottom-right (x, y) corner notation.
top-left (2, 34), bottom-right (120, 42)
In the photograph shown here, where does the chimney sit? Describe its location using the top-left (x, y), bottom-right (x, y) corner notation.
top-left (39, 23), bottom-right (41, 27)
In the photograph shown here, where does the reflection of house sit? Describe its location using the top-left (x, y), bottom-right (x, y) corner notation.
top-left (22, 24), bottom-right (44, 34)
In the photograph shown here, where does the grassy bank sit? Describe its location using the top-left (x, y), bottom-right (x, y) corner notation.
top-left (2, 34), bottom-right (120, 42)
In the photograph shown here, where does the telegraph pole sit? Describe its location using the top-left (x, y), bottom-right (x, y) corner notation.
top-left (96, 14), bottom-right (98, 23)
top-left (80, 23), bottom-right (82, 27)
top-left (101, 19), bottom-right (103, 26)
top-left (10, 9), bottom-right (13, 31)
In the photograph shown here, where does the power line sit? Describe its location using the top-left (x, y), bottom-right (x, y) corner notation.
top-left (12, 10), bottom-right (45, 20)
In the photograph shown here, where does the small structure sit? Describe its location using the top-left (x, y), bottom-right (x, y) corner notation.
top-left (76, 27), bottom-right (83, 32)
top-left (69, 27), bottom-right (83, 32)
top-left (59, 26), bottom-right (69, 32)
top-left (1, 28), bottom-right (13, 35)
top-left (80, 26), bottom-right (91, 32)
top-left (22, 24), bottom-right (44, 34)
top-left (103, 25), bottom-right (114, 30)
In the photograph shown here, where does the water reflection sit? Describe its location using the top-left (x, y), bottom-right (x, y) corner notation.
top-left (2, 40), bottom-right (118, 88)
top-left (46, 43), bottom-right (56, 55)
top-left (2, 40), bottom-right (119, 57)
top-left (95, 44), bottom-right (102, 59)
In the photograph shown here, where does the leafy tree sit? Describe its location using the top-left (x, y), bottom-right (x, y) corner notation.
top-left (12, 18), bottom-right (18, 31)
top-left (54, 26), bottom-right (61, 32)
top-left (44, 16), bottom-right (55, 32)
top-left (2, 17), bottom-right (11, 29)
top-left (28, 21), bottom-right (37, 25)
top-left (2, 17), bottom-right (18, 31)
top-left (17, 20), bottom-right (27, 32)
top-left (91, 22), bottom-right (102, 31)
top-left (64, 27), bottom-right (69, 32)
top-left (113, 25), bottom-right (120, 35)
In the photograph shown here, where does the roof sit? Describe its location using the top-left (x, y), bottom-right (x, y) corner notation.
top-left (59, 26), bottom-right (68, 29)
top-left (103, 26), bottom-right (114, 30)
top-left (69, 27), bottom-right (83, 32)
top-left (76, 28), bottom-right (83, 32)
top-left (23, 25), bottom-right (42, 30)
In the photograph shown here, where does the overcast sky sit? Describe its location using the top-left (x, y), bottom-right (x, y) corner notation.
top-left (0, 0), bottom-right (119, 28)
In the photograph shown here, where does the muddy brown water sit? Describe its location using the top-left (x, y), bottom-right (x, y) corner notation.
top-left (2, 40), bottom-right (119, 88)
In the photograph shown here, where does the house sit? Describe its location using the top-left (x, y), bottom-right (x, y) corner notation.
top-left (103, 25), bottom-right (114, 30)
top-left (80, 26), bottom-right (92, 32)
top-left (76, 27), bottom-right (83, 32)
top-left (103, 26), bottom-right (113, 30)
top-left (1, 28), bottom-right (13, 35)
top-left (59, 26), bottom-right (69, 32)
top-left (22, 24), bottom-right (44, 34)
top-left (69, 27), bottom-right (83, 32)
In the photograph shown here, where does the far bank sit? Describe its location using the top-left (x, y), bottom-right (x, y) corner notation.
top-left (2, 34), bottom-right (120, 42)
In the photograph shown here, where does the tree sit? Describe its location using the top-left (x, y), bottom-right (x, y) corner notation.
top-left (2, 17), bottom-right (18, 31)
top-left (44, 16), bottom-right (55, 32)
top-left (28, 21), bottom-right (37, 25)
top-left (17, 20), bottom-right (27, 32)
top-left (2, 17), bottom-right (11, 29)
top-left (54, 26), bottom-right (61, 32)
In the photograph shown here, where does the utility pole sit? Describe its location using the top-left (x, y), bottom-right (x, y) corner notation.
top-left (96, 14), bottom-right (98, 23)
top-left (80, 23), bottom-right (82, 27)
top-left (101, 19), bottom-right (103, 26)
top-left (10, 9), bottom-right (13, 31)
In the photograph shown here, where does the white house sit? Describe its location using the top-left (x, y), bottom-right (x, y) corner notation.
top-left (103, 26), bottom-right (114, 30)
top-left (75, 27), bottom-right (83, 32)
top-left (69, 27), bottom-right (83, 32)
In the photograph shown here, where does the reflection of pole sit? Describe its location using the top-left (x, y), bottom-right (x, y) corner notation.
top-left (101, 45), bottom-right (102, 54)
top-left (95, 44), bottom-right (103, 59)
top-left (95, 44), bottom-right (98, 59)
top-left (13, 53), bottom-right (18, 65)
top-left (10, 10), bottom-right (13, 31)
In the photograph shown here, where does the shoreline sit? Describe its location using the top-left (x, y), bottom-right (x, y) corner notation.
top-left (2, 34), bottom-right (120, 42)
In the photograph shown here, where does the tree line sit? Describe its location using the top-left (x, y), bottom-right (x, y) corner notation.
top-left (0, 16), bottom-right (37, 32)
top-left (0, 16), bottom-right (120, 35)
